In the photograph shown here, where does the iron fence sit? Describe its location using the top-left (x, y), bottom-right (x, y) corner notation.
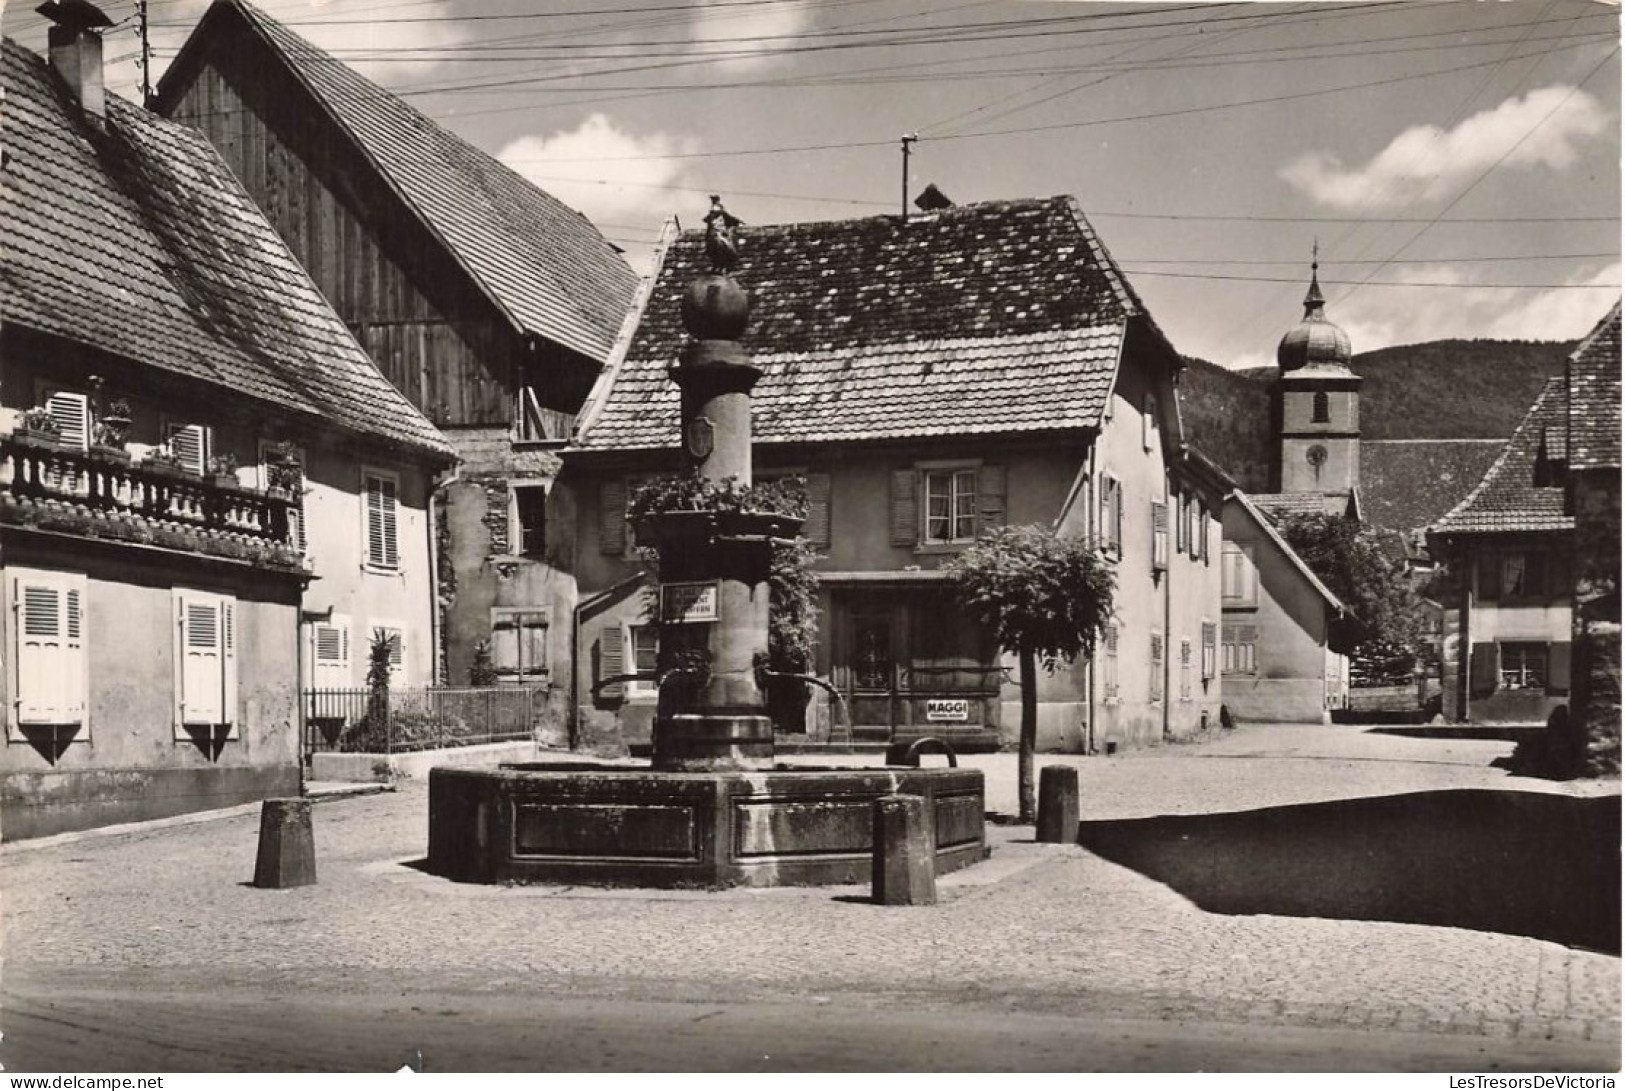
top-left (303, 686), bottom-right (538, 754)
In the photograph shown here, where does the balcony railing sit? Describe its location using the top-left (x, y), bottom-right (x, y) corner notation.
top-left (0, 435), bottom-right (299, 566)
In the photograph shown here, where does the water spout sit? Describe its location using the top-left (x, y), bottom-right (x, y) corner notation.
top-left (761, 671), bottom-right (850, 743)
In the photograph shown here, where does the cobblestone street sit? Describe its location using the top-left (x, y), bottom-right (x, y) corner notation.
top-left (2, 724), bottom-right (1619, 1072)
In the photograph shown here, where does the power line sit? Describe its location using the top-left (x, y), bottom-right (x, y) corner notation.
top-left (1124, 270), bottom-right (1619, 288)
top-left (1128, 252), bottom-right (1618, 266)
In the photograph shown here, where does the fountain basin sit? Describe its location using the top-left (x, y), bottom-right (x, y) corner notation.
top-left (427, 763), bottom-right (986, 888)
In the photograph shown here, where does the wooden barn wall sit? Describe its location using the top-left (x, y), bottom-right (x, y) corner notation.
top-left (165, 63), bottom-right (516, 428)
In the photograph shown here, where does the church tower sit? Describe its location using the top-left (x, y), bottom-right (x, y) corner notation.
top-left (1276, 249), bottom-right (1361, 504)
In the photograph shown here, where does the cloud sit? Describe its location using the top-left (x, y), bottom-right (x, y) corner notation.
top-left (688, 0), bottom-right (815, 70)
top-left (1281, 86), bottom-right (1609, 210)
top-left (498, 114), bottom-right (695, 229)
top-left (1328, 262), bottom-right (1621, 350)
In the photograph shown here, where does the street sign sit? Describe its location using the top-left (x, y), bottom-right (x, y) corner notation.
top-left (925, 698), bottom-right (969, 722)
top-left (661, 581), bottom-right (719, 623)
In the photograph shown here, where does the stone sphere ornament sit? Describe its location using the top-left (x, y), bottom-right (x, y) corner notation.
top-left (680, 273), bottom-right (750, 340)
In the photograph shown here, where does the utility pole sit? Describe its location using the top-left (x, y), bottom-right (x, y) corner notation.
top-left (900, 132), bottom-right (917, 220)
top-left (136, 0), bottom-right (152, 108)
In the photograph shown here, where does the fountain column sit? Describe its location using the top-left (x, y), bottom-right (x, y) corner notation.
top-left (647, 197), bottom-right (795, 772)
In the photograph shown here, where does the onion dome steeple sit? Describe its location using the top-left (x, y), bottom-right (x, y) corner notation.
top-left (1277, 243), bottom-right (1352, 371)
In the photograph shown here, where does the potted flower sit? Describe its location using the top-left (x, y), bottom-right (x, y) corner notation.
top-left (90, 419), bottom-right (130, 461)
top-left (264, 441), bottom-right (302, 498)
top-left (140, 446), bottom-right (187, 476)
top-left (207, 452), bottom-right (240, 489)
top-left (13, 406), bottom-right (63, 447)
top-left (99, 397), bottom-right (132, 444)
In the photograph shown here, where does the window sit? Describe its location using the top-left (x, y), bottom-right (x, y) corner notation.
top-left (165, 422), bottom-right (211, 475)
top-left (923, 468), bottom-right (977, 544)
top-left (11, 569), bottom-right (87, 733)
top-left (364, 471), bottom-right (400, 570)
top-left (1222, 623), bottom-right (1258, 675)
top-left (492, 610), bottom-right (548, 680)
top-left (1098, 475), bottom-right (1124, 559)
top-left (1501, 551), bottom-right (1546, 599)
top-left (1151, 501), bottom-right (1169, 572)
top-left (311, 617), bottom-right (351, 689)
top-left (173, 589), bottom-right (237, 736)
top-left (1143, 392), bottom-right (1159, 451)
top-left (1221, 542), bottom-right (1257, 606)
top-left (1179, 638), bottom-right (1193, 701)
top-left (1150, 632), bottom-right (1164, 702)
top-left (512, 485), bottom-right (547, 557)
top-left (1102, 623), bottom-right (1119, 702)
top-left (1499, 642), bottom-right (1548, 690)
top-left (1201, 622), bottom-right (1216, 680)
top-left (1312, 391), bottom-right (1330, 423)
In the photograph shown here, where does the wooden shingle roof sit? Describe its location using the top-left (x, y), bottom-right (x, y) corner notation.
top-left (1568, 301), bottom-right (1621, 472)
top-left (0, 37), bottom-right (452, 458)
top-left (164, 0), bottom-right (637, 365)
top-left (1361, 439), bottom-right (1506, 534)
top-left (1431, 377), bottom-right (1573, 537)
top-left (574, 196), bottom-right (1166, 451)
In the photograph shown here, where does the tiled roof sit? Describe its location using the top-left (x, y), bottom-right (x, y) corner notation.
top-left (1568, 301), bottom-right (1621, 472)
top-left (1361, 439), bottom-right (1506, 534)
top-left (574, 197), bottom-right (1161, 450)
top-left (0, 38), bottom-right (451, 458)
top-left (186, 0), bottom-right (637, 364)
top-left (1246, 493), bottom-right (1331, 521)
top-left (1230, 491), bottom-right (1346, 614)
top-left (1430, 377), bottom-right (1574, 537)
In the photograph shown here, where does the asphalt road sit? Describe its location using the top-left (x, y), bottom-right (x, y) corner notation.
top-left (3, 969), bottom-right (1617, 1073)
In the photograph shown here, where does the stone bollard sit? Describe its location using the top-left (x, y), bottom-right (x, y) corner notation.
top-left (1036, 765), bottom-right (1080, 844)
top-left (871, 793), bottom-right (935, 906)
top-left (253, 798), bottom-right (317, 889)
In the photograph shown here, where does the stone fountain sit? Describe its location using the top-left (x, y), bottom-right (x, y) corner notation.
top-left (427, 199), bottom-right (986, 888)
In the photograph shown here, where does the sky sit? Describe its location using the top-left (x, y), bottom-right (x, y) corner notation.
top-left (4, 0), bottom-right (1619, 369)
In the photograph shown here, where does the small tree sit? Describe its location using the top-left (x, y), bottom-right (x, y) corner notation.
top-left (468, 639), bottom-right (500, 687)
top-left (366, 628), bottom-right (395, 748)
top-left (946, 525), bottom-right (1115, 822)
top-left (1276, 513), bottom-right (1426, 655)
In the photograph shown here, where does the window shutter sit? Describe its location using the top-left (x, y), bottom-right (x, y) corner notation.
top-left (169, 424), bottom-right (209, 475)
top-left (600, 479), bottom-right (627, 555)
top-left (890, 469), bottom-right (917, 547)
top-left (805, 472), bottom-right (832, 548)
top-left (492, 616), bottom-right (519, 673)
top-left (1469, 643), bottom-right (1498, 698)
top-left (17, 582), bottom-right (64, 723)
top-left (367, 476), bottom-right (400, 568)
top-left (1113, 481), bottom-right (1124, 559)
top-left (47, 392), bottom-right (89, 450)
top-left (599, 624), bottom-right (625, 700)
top-left (180, 597), bottom-right (224, 725)
top-left (977, 464), bottom-right (1006, 531)
top-left (221, 601), bottom-right (238, 732)
top-left (313, 620), bottom-right (350, 688)
top-left (1097, 480), bottom-right (1110, 552)
top-left (1547, 641), bottom-right (1571, 696)
top-left (1152, 502), bottom-right (1168, 571)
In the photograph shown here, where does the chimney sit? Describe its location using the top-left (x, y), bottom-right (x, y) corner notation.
top-left (38, 0), bottom-right (113, 122)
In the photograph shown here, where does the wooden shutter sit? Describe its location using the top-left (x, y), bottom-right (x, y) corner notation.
top-left (890, 469), bottom-right (918, 547)
top-left (599, 624), bottom-right (625, 700)
top-left (977, 464), bottom-right (1006, 532)
top-left (1469, 643), bottom-right (1498, 698)
top-left (1113, 481), bottom-right (1124, 559)
top-left (1152, 502), bottom-right (1168, 571)
top-left (169, 424), bottom-right (209, 474)
top-left (179, 596), bottom-right (224, 726)
top-left (16, 581), bottom-right (66, 723)
top-left (47, 392), bottom-right (89, 450)
top-left (1150, 633), bottom-right (1164, 701)
top-left (313, 620), bottom-right (350, 688)
top-left (366, 476), bottom-right (399, 568)
top-left (1547, 641), bottom-right (1571, 696)
top-left (805, 472), bottom-right (831, 548)
top-left (599, 479), bottom-right (627, 555)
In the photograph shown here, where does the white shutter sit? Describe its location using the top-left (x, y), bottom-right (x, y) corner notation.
top-left (47, 392), bottom-right (89, 450)
top-left (221, 600), bottom-right (238, 734)
top-left (366, 475), bottom-right (399, 569)
top-left (179, 596), bottom-right (223, 725)
top-left (17, 581), bottom-right (64, 723)
top-left (313, 619), bottom-right (351, 688)
top-left (169, 424), bottom-right (210, 474)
